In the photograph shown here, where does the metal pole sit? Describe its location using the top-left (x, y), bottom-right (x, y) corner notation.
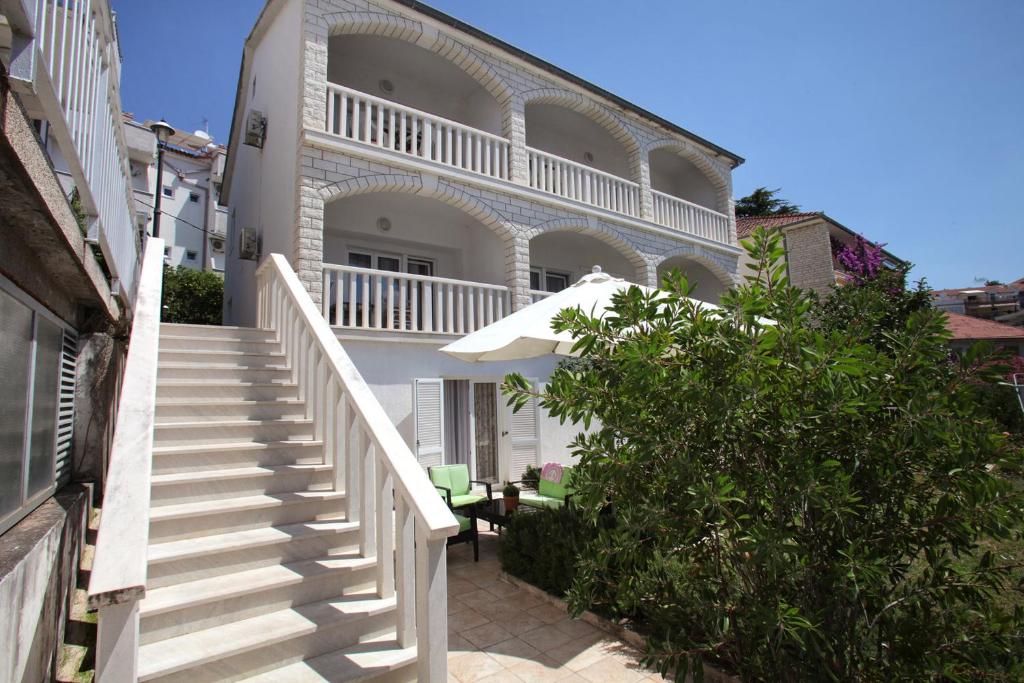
top-left (152, 143), bottom-right (165, 238)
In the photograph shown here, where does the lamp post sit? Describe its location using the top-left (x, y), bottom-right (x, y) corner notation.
top-left (149, 119), bottom-right (175, 238)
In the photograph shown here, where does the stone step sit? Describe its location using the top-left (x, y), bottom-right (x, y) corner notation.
top-left (155, 399), bottom-right (307, 423)
top-left (140, 554), bottom-right (378, 644)
top-left (137, 592), bottom-right (398, 682)
top-left (148, 491), bottom-right (347, 543)
top-left (157, 363), bottom-right (293, 382)
top-left (159, 334), bottom-right (283, 353)
top-left (153, 419), bottom-right (315, 447)
top-left (146, 520), bottom-right (360, 589)
top-left (152, 441), bottom-right (325, 474)
top-left (158, 349), bottom-right (289, 367)
top-left (160, 323), bottom-right (278, 342)
top-left (156, 381), bottom-right (301, 402)
top-left (240, 634), bottom-right (417, 683)
top-left (150, 464), bottom-right (334, 505)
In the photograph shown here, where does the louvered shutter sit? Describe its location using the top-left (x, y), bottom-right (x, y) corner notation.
top-left (507, 379), bottom-right (539, 481)
top-left (55, 330), bottom-right (77, 487)
top-left (413, 378), bottom-right (444, 469)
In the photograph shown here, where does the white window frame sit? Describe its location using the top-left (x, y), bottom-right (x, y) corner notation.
top-left (530, 266), bottom-right (571, 293)
top-left (347, 247), bottom-right (435, 276)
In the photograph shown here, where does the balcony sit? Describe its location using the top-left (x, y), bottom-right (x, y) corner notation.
top-left (323, 264), bottom-right (510, 334)
top-left (526, 147), bottom-right (640, 217)
top-left (652, 190), bottom-right (731, 244)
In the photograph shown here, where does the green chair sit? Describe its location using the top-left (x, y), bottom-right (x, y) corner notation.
top-left (519, 466), bottom-right (573, 510)
top-left (428, 464), bottom-right (492, 510)
top-left (447, 510), bottom-right (479, 562)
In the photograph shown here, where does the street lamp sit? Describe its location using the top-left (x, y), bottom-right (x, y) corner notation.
top-left (149, 119), bottom-right (175, 238)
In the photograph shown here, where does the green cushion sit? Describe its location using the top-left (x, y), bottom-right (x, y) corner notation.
top-left (450, 493), bottom-right (485, 508)
top-left (538, 466), bottom-right (573, 501)
top-left (429, 465), bottom-right (471, 497)
top-left (519, 493), bottom-right (564, 510)
top-left (454, 513), bottom-right (471, 532)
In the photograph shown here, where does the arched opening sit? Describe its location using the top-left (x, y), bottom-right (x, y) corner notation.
top-left (322, 192), bottom-right (508, 331)
top-left (525, 103), bottom-right (632, 179)
top-left (657, 256), bottom-right (729, 304)
top-left (528, 230), bottom-right (640, 295)
top-left (327, 35), bottom-right (503, 135)
top-left (649, 147), bottom-right (721, 212)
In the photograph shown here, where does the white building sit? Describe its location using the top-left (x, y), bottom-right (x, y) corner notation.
top-left (124, 116), bottom-right (229, 272)
top-left (221, 0), bottom-right (745, 486)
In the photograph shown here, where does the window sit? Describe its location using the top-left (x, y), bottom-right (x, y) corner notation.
top-left (0, 278), bottom-right (75, 535)
top-left (348, 250), bottom-right (433, 276)
top-left (162, 186), bottom-right (173, 198)
top-left (530, 267), bottom-right (570, 293)
top-left (189, 192), bottom-right (200, 203)
top-left (185, 250), bottom-right (197, 261)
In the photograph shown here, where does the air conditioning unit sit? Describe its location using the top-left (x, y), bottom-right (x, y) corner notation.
top-left (244, 110), bottom-right (267, 149)
top-left (210, 237), bottom-right (225, 251)
top-left (239, 228), bottom-right (260, 261)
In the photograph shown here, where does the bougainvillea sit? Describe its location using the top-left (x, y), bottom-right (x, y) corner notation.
top-left (832, 234), bottom-right (887, 284)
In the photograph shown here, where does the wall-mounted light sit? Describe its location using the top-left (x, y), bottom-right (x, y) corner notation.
top-left (583, 152), bottom-right (595, 164)
top-left (377, 217), bottom-right (392, 232)
top-left (378, 79), bottom-right (394, 94)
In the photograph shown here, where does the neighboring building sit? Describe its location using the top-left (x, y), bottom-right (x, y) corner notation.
top-left (222, 0), bottom-right (745, 481)
top-left (123, 115), bottom-right (229, 272)
top-left (945, 312), bottom-right (1024, 358)
top-left (932, 277), bottom-right (1024, 325)
top-left (0, 0), bottom-right (141, 679)
top-left (736, 212), bottom-right (906, 294)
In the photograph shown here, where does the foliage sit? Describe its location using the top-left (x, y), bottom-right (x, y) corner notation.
top-left (734, 187), bottom-right (801, 217)
top-left (520, 465), bottom-right (541, 491)
top-left (504, 227), bottom-right (1024, 682)
top-left (831, 235), bottom-right (887, 284)
top-left (161, 266), bottom-right (223, 325)
top-left (985, 280), bottom-right (1005, 286)
top-left (498, 506), bottom-right (598, 598)
top-left (503, 482), bottom-right (521, 498)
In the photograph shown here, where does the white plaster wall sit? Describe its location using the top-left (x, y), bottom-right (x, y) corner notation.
top-left (530, 231), bottom-right (638, 284)
top-left (327, 34), bottom-right (503, 135)
top-left (649, 148), bottom-right (719, 211)
top-left (224, 0), bottom-right (303, 325)
top-left (526, 103), bottom-right (633, 179)
top-left (340, 338), bottom-right (583, 476)
top-left (657, 257), bottom-right (727, 303)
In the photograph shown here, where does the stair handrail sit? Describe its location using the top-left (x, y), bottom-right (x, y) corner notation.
top-left (256, 253), bottom-right (458, 680)
top-left (87, 236), bottom-right (165, 682)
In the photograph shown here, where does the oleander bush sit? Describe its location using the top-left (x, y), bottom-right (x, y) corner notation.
top-left (161, 265), bottom-right (223, 325)
top-left (504, 227), bottom-right (1024, 682)
top-left (498, 506), bottom-right (598, 598)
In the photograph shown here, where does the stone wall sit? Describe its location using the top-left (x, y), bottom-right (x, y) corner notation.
top-left (783, 221), bottom-right (836, 294)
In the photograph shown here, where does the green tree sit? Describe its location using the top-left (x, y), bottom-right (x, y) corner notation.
top-left (734, 187), bottom-right (801, 217)
top-left (505, 228), bottom-right (1024, 681)
top-left (161, 266), bottom-right (223, 325)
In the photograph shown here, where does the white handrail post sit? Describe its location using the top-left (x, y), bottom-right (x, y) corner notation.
top-left (95, 601), bottom-right (139, 683)
top-left (376, 464), bottom-right (395, 598)
top-left (415, 529), bottom-right (449, 681)
top-left (395, 497), bottom-right (415, 647)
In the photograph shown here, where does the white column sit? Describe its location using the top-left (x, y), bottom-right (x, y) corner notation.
top-left (415, 528), bottom-right (449, 681)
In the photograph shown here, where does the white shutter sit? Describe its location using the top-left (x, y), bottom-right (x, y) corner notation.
top-left (506, 379), bottom-right (539, 481)
top-left (413, 378), bottom-right (444, 469)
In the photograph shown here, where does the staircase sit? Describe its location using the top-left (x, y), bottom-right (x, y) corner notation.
top-left (137, 323), bottom-right (416, 682)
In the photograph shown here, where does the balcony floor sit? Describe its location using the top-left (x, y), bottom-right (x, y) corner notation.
top-left (446, 523), bottom-right (668, 682)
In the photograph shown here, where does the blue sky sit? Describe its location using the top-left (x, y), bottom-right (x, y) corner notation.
top-left (113, 0), bottom-right (1023, 288)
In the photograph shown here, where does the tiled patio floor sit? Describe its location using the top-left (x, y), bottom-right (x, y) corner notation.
top-left (446, 522), bottom-right (666, 682)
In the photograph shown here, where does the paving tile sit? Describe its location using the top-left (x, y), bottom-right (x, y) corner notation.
top-left (448, 608), bottom-right (491, 634)
top-left (501, 612), bottom-right (549, 636)
top-left (481, 636), bottom-right (543, 668)
top-left (530, 603), bottom-right (569, 624)
top-left (448, 650), bottom-right (508, 683)
top-left (449, 632), bottom-right (480, 658)
top-left (518, 623), bottom-right (579, 652)
top-left (552, 617), bottom-right (601, 641)
top-left (475, 672), bottom-right (525, 683)
top-left (462, 622), bottom-right (515, 649)
top-left (544, 636), bottom-right (616, 672)
top-left (507, 654), bottom-right (579, 682)
top-left (575, 655), bottom-right (649, 683)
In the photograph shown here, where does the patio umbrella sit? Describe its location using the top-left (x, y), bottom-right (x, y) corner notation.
top-left (440, 266), bottom-right (717, 362)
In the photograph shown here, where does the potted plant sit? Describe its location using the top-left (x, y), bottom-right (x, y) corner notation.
top-left (502, 482), bottom-right (520, 513)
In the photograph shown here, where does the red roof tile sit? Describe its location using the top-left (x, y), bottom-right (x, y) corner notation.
top-left (735, 212), bottom-right (823, 239)
top-left (944, 312), bottom-right (1024, 341)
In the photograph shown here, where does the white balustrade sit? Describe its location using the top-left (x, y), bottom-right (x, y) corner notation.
top-left (529, 289), bottom-right (554, 304)
top-left (651, 189), bottom-right (732, 245)
top-left (526, 146), bottom-right (640, 217)
top-left (257, 254), bottom-right (459, 682)
top-left (326, 83), bottom-right (510, 181)
top-left (322, 264), bottom-right (510, 334)
top-left (9, 0), bottom-right (141, 302)
top-left (88, 237), bottom-right (164, 682)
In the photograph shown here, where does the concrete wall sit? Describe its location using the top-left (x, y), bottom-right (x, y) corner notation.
top-left (526, 103), bottom-right (632, 180)
top-left (649, 147), bottom-right (719, 211)
top-left (0, 484), bottom-right (90, 683)
top-left (530, 230), bottom-right (638, 284)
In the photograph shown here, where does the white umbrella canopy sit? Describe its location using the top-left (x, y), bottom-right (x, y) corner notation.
top-left (440, 266), bottom-right (719, 362)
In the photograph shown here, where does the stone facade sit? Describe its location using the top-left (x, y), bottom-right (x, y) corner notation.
top-left (283, 0), bottom-right (741, 307)
top-left (782, 221), bottom-right (837, 294)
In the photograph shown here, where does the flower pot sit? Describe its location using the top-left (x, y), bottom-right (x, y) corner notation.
top-left (503, 496), bottom-right (519, 513)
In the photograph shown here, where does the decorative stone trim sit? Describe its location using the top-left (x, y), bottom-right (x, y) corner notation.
top-left (523, 216), bottom-right (649, 281)
top-left (645, 137), bottom-right (731, 215)
top-left (653, 244), bottom-right (740, 288)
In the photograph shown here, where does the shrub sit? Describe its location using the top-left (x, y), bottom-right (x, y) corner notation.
top-left (161, 266), bottom-right (223, 325)
top-left (520, 465), bottom-right (541, 491)
top-left (505, 227), bottom-right (1024, 682)
top-left (498, 506), bottom-right (596, 598)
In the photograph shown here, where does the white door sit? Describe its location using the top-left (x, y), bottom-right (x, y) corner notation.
top-left (413, 378), bottom-right (444, 469)
top-left (503, 379), bottom-right (539, 482)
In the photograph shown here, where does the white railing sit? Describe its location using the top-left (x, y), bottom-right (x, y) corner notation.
top-left (651, 189), bottom-right (732, 245)
top-left (87, 237), bottom-right (164, 682)
top-left (258, 254), bottom-right (458, 681)
top-left (323, 264), bottom-right (510, 335)
top-left (326, 83), bottom-right (510, 181)
top-left (529, 289), bottom-right (554, 304)
top-left (8, 0), bottom-right (141, 301)
top-left (526, 146), bottom-right (640, 217)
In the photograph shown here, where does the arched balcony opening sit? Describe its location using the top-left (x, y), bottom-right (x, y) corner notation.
top-left (656, 256), bottom-right (729, 304)
top-left (648, 147), bottom-right (731, 243)
top-left (524, 103), bottom-right (640, 217)
top-left (528, 230), bottom-right (641, 301)
top-left (649, 148), bottom-right (720, 212)
top-left (322, 192), bottom-right (509, 333)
